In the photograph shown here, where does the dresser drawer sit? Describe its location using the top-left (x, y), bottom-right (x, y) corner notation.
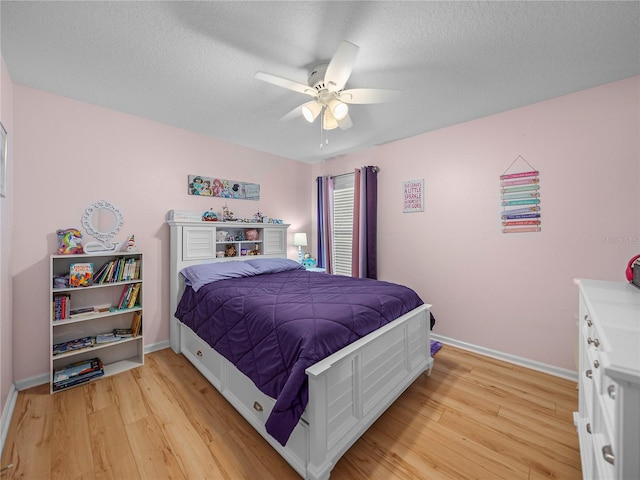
top-left (224, 363), bottom-right (309, 460)
top-left (582, 321), bottom-right (609, 395)
top-left (592, 432), bottom-right (616, 480)
top-left (181, 325), bottom-right (223, 390)
top-left (225, 362), bottom-right (276, 424)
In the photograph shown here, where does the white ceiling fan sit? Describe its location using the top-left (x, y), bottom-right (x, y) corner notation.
top-left (255, 41), bottom-right (400, 131)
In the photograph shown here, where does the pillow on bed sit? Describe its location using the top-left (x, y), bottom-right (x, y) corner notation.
top-left (180, 261), bottom-right (259, 291)
top-left (246, 258), bottom-right (306, 274)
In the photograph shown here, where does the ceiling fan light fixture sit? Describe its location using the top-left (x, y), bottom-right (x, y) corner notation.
top-left (323, 109), bottom-right (339, 130)
top-left (301, 101), bottom-right (322, 123)
top-left (328, 99), bottom-right (348, 120)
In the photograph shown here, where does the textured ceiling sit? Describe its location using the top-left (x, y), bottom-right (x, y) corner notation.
top-left (1, 1), bottom-right (639, 164)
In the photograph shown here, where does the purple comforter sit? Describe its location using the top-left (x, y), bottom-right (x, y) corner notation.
top-left (174, 269), bottom-right (423, 445)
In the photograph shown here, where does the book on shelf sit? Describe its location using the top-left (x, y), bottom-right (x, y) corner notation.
top-left (52, 336), bottom-right (95, 355)
top-left (127, 283), bottom-right (141, 308)
top-left (53, 357), bottom-right (104, 391)
top-left (92, 261), bottom-right (110, 284)
top-left (131, 311), bottom-right (142, 337)
top-left (113, 328), bottom-right (133, 338)
top-left (94, 257), bottom-right (140, 285)
top-left (68, 303), bottom-right (112, 318)
top-left (53, 294), bottom-right (71, 320)
top-left (69, 262), bottom-right (93, 287)
top-left (95, 332), bottom-right (122, 344)
top-left (117, 283), bottom-right (141, 310)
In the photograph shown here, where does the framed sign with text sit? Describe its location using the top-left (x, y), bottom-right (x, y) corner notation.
top-left (403, 179), bottom-right (424, 213)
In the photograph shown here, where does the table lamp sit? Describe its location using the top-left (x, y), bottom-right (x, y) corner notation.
top-left (293, 233), bottom-right (307, 263)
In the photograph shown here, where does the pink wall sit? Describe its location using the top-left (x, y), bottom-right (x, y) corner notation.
top-left (11, 85), bottom-right (312, 381)
top-left (314, 76), bottom-right (640, 371)
top-left (0, 57), bottom-right (15, 416)
top-left (6, 75), bottom-right (639, 384)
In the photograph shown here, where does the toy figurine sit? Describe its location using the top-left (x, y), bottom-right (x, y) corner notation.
top-left (56, 228), bottom-right (84, 255)
top-left (222, 204), bottom-right (234, 222)
top-left (225, 244), bottom-right (237, 257)
top-left (124, 234), bottom-right (137, 252)
top-left (202, 209), bottom-right (218, 222)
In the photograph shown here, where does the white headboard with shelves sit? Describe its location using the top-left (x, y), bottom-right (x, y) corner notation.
top-left (166, 210), bottom-right (289, 350)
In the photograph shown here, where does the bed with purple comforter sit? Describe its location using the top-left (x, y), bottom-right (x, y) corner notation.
top-left (174, 258), bottom-right (424, 445)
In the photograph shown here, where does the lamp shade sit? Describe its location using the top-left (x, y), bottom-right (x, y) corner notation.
top-left (293, 232), bottom-right (308, 247)
top-left (301, 101), bottom-right (322, 123)
top-left (323, 109), bottom-right (339, 130)
top-left (328, 99), bottom-right (348, 120)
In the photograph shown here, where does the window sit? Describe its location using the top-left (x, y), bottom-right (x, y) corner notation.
top-left (332, 173), bottom-right (354, 276)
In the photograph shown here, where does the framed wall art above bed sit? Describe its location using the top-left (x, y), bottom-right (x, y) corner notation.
top-left (167, 210), bottom-right (434, 480)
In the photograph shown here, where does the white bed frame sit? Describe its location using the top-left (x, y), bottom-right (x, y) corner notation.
top-left (168, 214), bottom-right (433, 480)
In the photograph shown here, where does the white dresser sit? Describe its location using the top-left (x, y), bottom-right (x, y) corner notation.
top-left (574, 279), bottom-right (640, 480)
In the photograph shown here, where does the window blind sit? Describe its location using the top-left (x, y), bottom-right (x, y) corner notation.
top-left (332, 174), bottom-right (354, 276)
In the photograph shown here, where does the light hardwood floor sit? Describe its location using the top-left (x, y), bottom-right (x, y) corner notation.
top-left (1, 345), bottom-right (581, 479)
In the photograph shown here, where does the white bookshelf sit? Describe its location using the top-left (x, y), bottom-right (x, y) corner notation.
top-left (49, 251), bottom-right (144, 393)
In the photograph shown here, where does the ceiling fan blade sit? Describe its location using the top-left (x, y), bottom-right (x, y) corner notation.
top-left (279, 103), bottom-right (305, 122)
top-left (324, 41), bottom-right (359, 92)
top-left (338, 113), bottom-right (353, 130)
top-left (339, 88), bottom-right (401, 104)
top-left (255, 72), bottom-right (317, 97)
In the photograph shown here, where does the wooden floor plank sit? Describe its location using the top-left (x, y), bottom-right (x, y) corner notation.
top-left (125, 416), bottom-right (188, 480)
top-left (51, 385), bottom-right (94, 480)
top-left (380, 398), bottom-right (529, 480)
top-left (134, 373), bottom-right (228, 479)
top-left (0, 345), bottom-right (581, 479)
top-left (87, 403), bottom-right (140, 480)
top-left (0, 384), bottom-right (53, 480)
top-left (438, 408), bottom-right (581, 479)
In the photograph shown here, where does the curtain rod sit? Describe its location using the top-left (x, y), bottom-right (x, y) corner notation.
top-left (330, 166), bottom-right (380, 179)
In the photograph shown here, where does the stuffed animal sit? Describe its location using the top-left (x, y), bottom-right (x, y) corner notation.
top-left (56, 228), bottom-right (84, 255)
top-left (303, 254), bottom-right (317, 268)
top-left (225, 244), bottom-right (237, 257)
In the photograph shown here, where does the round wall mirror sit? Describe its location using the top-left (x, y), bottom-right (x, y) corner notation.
top-left (81, 200), bottom-right (124, 249)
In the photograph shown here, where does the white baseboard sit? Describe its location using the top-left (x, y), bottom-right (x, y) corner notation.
top-left (14, 373), bottom-right (48, 391)
top-left (432, 333), bottom-right (578, 382)
top-left (1, 383), bottom-right (18, 459)
top-left (145, 339), bottom-right (170, 353)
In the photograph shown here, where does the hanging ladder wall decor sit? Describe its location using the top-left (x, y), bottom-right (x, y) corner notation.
top-left (500, 156), bottom-right (541, 234)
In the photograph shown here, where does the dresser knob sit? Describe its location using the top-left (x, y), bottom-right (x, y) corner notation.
top-left (594, 360), bottom-right (600, 369)
top-left (607, 384), bottom-right (616, 400)
top-left (585, 369), bottom-right (593, 379)
top-left (196, 350), bottom-right (203, 357)
top-left (587, 337), bottom-right (593, 345)
top-left (602, 445), bottom-right (615, 465)
top-left (584, 314), bottom-right (592, 327)
top-left (593, 338), bottom-right (600, 348)
top-left (586, 423), bottom-right (592, 434)
top-left (253, 401), bottom-right (263, 412)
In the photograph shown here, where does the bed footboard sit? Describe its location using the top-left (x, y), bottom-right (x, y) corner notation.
top-left (176, 304), bottom-right (431, 480)
top-left (305, 303), bottom-right (433, 480)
